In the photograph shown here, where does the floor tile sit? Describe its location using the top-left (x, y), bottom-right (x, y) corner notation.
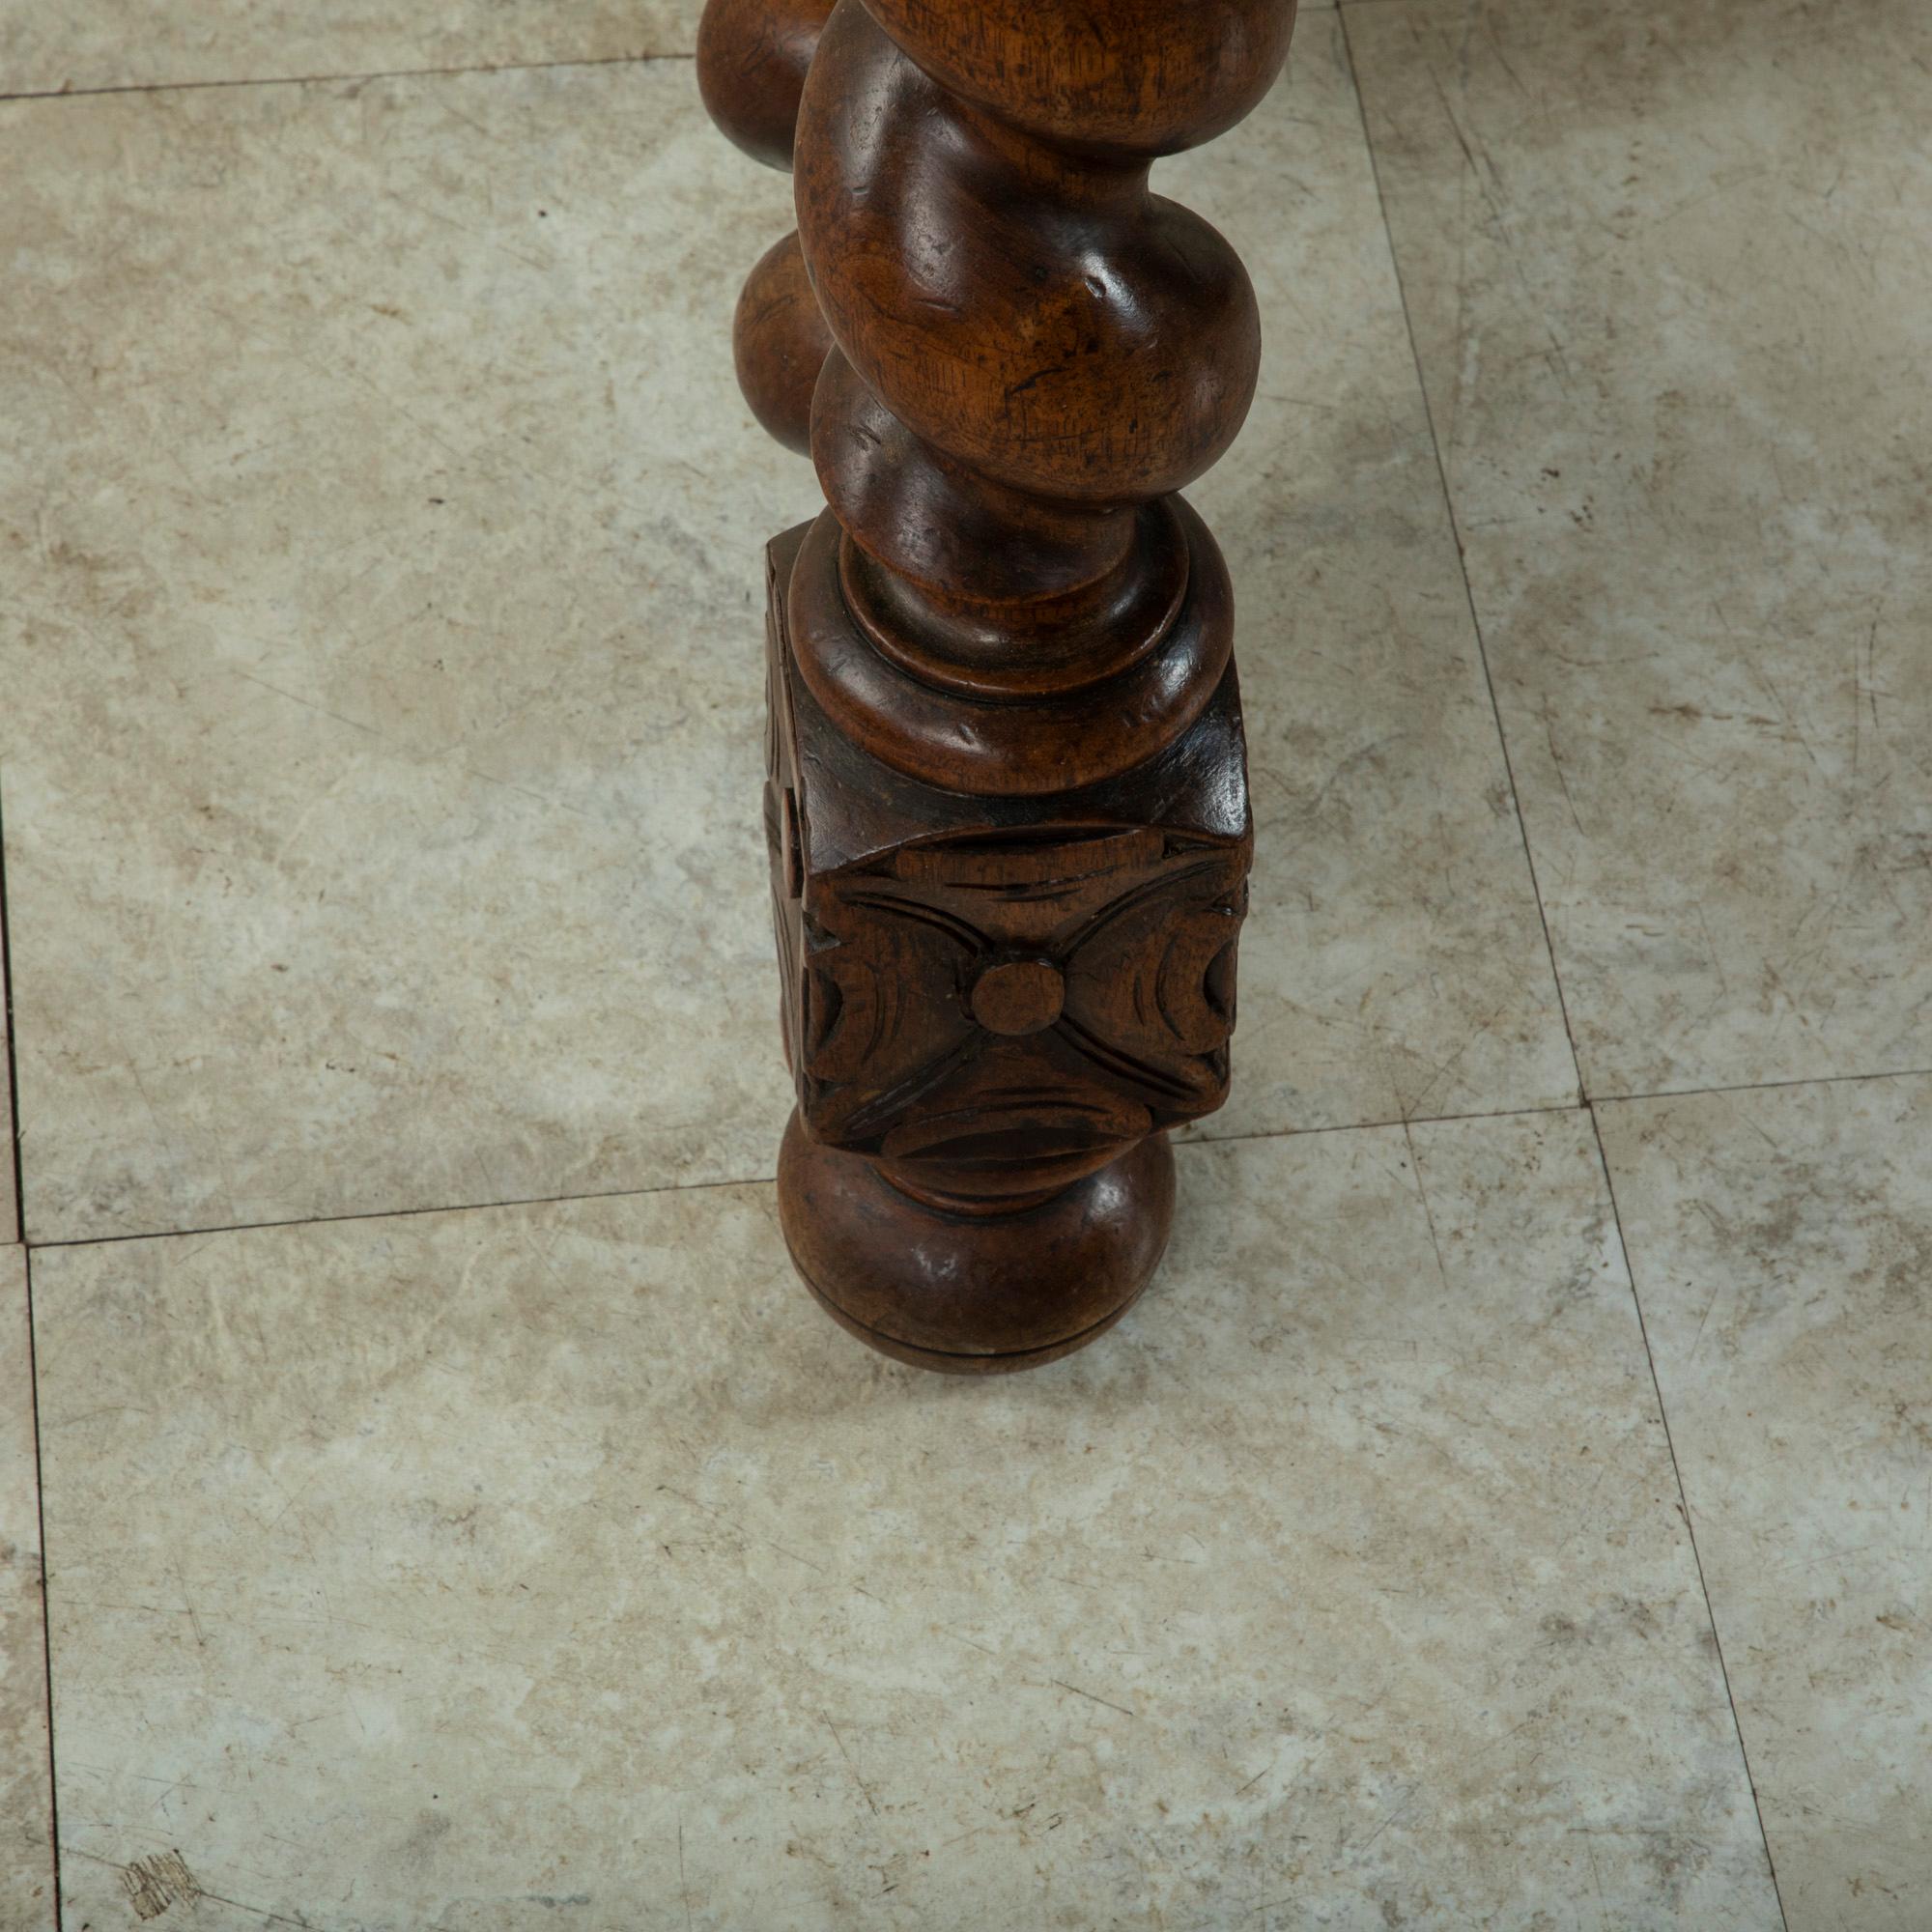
top-left (0, 63), bottom-right (809, 1243)
top-left (0, 0), bottom-right (696, 97)
top-left (1175, 8), bottom-right (1577, 1143)
top-left (1, 1247), bottom-right (56, 1930)
top-left (35, 1116), bottom-right (1777, 1928)
top-left (0, 27), bottom-right (1574, 1246)
top-left (1348, 0), bottom-right (1932, 1099)
top-left (1599, 1074), bottom-right (1932, 1929)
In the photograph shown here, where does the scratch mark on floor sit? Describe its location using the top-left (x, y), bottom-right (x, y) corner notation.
top-left (1048, 1677), bottom-right (1138, 1719)
top-left (823, 1711), bottom-right (881, 1816)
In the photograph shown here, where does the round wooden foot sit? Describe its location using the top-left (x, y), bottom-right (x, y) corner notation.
top-left (778, 1112), bottom-right (1175, 1375)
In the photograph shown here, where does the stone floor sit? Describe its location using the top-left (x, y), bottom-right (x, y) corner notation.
top-left (0, 2), bottom-right (1926, 1926)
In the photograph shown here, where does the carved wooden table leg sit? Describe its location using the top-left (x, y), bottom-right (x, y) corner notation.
top-left (703, 0), bottom-right (1296, 1373)
top-left (696, 0), bottom-right (836, 452)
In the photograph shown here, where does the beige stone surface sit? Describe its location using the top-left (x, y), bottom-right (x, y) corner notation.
top-left (1, 1247), bottom-right (56, 1931)
top-left (1174, 9), bottom-right (1577, 1146)
top-left (1348, 0), bottom-right (1932, 1099)
top-left (34, 1116), bottom-right (1777, 1929)
top-left (0, 0), bottom-right (699, 97)
top-left (3, 6), bottom-right (1921, 1925)
top-left (0, 62), bottom-right (808, 1243)
top-left (1599, 1075), bottom-right (1932, 1930)
top-left (0, 27), bottom-right (1574, 1246)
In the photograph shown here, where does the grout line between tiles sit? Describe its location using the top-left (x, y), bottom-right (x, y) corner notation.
top-left (19, 1247), bottom-right (65, 1923)
top-left (5, 776), bottom-right (58, 1917)
top-left (25, 1102), bottom-right (1596, 1255)
top-left (39, 1057), bottom-right (1928, 1258)
top-left (1335, 10), bottom-right (1588, 1115)
top-left (25, 1168), bottom-right (778, 1253)
top-left (0, 769), bottom-right (26, 1241)
top-left (30, 1067), bottom-right (1911, 1255)
top-left (1585, 1108), bottom-right (1792, 1930)
top-left (0, 48), bottom-right (694, 107)
top-left (1192, 1096), bottom-right (1582, 1146)
top-left (1595, 1063), bottom-right (1932, 1109)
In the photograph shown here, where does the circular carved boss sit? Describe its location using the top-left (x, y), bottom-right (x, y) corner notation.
top-left (970, 958), bottom-right (1066, 1037)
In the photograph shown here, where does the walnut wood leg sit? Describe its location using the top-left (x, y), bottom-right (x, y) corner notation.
top-left (696, 0), bottom-right (836, 451)
top-left (704, 0), bottom-right (1297, 1371)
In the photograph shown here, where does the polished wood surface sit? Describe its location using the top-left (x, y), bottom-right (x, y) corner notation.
top-left (702, 0), bottom-right (1296, 1370)
top-left (697, 0), bottom-right (836, 453)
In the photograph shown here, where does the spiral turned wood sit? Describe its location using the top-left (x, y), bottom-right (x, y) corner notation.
top-left (792, 0), bottom-right (1295, 795)
top-left (702, 0), bottom-right (1296, 1371)
top-left (696, 0), bottom-right (836, 452)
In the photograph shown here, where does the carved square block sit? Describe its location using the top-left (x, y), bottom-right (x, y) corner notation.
top-left (763, 525), bottom-right (1254, 1175)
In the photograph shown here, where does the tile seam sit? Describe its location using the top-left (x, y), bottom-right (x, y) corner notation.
top-left (1586, 1103), bottom-right (1792, 1930)
top-left (1335, 9), bottom-right (1590, 1112)
top-left (0, 49), bottom-right (695, 107)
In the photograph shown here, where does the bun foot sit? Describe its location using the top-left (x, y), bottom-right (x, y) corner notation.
top-left (777, 1111), bottom-right (1175, 1375)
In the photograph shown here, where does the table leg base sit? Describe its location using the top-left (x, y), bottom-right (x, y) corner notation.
top-left (777, 1111), bottom-right (1175, 1375)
